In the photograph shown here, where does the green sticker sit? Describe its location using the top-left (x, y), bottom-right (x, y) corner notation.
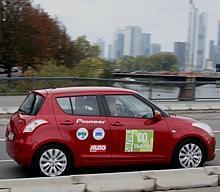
top-left (125, 130), bottom-right (154, 152)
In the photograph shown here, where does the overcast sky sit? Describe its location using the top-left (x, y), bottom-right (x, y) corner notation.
top-left (33, 0), bottom-right (220, 55)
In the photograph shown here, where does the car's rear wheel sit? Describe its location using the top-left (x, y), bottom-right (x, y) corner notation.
top-left (173, 140), bottom-right (205, 168)
top-left (33, 145), bottom-right (72, 177)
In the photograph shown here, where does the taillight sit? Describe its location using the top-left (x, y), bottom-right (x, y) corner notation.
top-left (23, 119), bottom-right (48, 133)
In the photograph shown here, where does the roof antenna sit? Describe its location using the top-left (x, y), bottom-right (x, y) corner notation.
top-left (45, 79), bottom-right (56, 89)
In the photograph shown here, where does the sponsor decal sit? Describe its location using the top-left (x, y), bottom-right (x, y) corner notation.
top-left (125, 130), bottom-right (154, 152)
top-left (90, 145), bottom-right (106, 152)
top-left (93, 128), bottom-right (105, 140)
top-left (76, 119), bottom-right (106, 124)
top-left (76, 128), bottom-right (89, 140)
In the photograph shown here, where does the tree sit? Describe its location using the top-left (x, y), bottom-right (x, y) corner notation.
top-left (73, 57), bottom-right (105, 78)
top-left (0, 0), bottom-right (78, 76)
top-left (147, 52), bottom-right (178, 71)
top-left (116, 56), bottom-right (136, 72)
top-left (73, 36), bottom-right (100, 64)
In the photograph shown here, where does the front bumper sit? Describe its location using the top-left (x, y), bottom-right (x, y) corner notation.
top-left (206, 135), bottom-right (216, 161)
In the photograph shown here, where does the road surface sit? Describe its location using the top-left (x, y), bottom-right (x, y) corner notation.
top-left (0, 112), bottom-right (219, 179)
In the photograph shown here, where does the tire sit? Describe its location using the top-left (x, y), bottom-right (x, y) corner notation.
top-left (173, 139), bottom-right (205, 168)
top-left (32, 144), bottom-right (72, 177)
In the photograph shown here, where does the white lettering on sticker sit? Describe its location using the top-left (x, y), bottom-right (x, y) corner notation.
top-left (76, 119), bottom-right (106, 124)
top-left (90, 145), bottom-right (106, 152)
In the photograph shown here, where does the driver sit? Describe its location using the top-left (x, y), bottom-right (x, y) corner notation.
top-left (107, 97), bottom-right (119, 116)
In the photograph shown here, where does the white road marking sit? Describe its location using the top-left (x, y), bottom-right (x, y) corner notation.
top-left (0, 139), bottom-right (5, 142)
top-left (214, 131), bottom-right (220, 133)
top-left (0, 160), bottom-right (14, 163)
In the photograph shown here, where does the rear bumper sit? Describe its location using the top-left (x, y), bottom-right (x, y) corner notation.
top-left (6, 138), bottom-right (33, 167)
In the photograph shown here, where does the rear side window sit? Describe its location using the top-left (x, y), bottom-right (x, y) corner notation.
top-left (57, 98), bottom-right (72, 115)
top-left (57, 96), bottom-right (100, 116)
top-left (18, 93), bottom-right (45, 115)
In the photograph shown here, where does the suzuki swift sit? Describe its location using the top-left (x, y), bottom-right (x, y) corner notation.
top-left (5, 87), bottom-right (216, 177)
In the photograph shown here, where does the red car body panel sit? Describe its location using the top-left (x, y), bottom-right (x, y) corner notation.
top-left (5, 87), bottom-right (216, 169)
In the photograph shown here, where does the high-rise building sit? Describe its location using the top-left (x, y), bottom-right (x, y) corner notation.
top-left (186, 0), bottom-right (198, 71)
top-left (196, 12), bottom-right (207, 71)
top-left (111, 26), bottom-right (151, 59)
top-left (174, 42), bottom-right (186, 70)
top-left (150, 43), bottom-right (161, 55)
top-left (209, 40), bottom-right (217, 62)
top-left (141, 33), bottom-right (151, 56)
top-left (216, 21), bottom-right (220, 65)
top-left (96, 38), bottom-right (105, 58)
top-left (123, 26), bottom-right (142, 57)
top-left (112, 29), bottom-right (124, 59)
top-left (185, 0), bottom-right (207, 71)
top-left (108, 44), bottom-right (113, 60)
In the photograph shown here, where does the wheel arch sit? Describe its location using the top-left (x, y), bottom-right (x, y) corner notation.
top-left (31, 141), bottom-right (75, 168)
top-left (172, 136), bottom-right (208, 163)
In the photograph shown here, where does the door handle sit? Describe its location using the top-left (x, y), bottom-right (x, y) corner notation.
top-left (60, 121), bottom-right (74, 126)
top-left (111, 122), bottom-right (124, 126)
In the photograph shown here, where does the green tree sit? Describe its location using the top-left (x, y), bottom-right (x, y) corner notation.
top-left (73, 57), bottom-right (105, 78)
top-left (73, 36), bottom-right (100, 64)
top-left (116, 56), bottom-right (136, 72)
top-left (147, 52), bottom-right (178, 71)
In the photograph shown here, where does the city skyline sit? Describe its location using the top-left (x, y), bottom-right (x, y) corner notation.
top-left (34, 0), bottom-right (220, 55)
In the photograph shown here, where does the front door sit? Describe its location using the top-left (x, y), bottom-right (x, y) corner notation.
top-left (102, 94), bottom-right (171, 164)
top-left (53, 94), bottom-right (111, 166)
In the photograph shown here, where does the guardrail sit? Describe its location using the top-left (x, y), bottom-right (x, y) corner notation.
top-left (0, 77), bottom-right (220, 100)
top-left (0, 166), bottom-right (219, 192)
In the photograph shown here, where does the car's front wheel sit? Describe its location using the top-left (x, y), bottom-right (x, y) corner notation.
top-left (33, 145), bottom-right (72, 177)
top-left (174, 140), bottom-right (205, 168)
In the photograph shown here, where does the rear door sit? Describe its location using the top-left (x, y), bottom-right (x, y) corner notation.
top-left (53, 93), bottom-right (111, 166)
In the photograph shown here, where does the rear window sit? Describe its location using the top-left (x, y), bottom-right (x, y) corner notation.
top-left (18, 93), bottom-right (45, 115)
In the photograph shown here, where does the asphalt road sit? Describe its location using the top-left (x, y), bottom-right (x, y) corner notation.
top-left (0, 112), bottom-right (219, 179)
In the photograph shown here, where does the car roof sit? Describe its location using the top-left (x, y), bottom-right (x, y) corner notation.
top-left (34, 86), bottom-right (137, 96)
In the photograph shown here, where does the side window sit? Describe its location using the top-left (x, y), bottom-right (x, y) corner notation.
top-left (105, 95), bottom-right (153, 118)
top-left (57, 97), bottom-right (72, 115)
top-left (71, 96), bottom-right (100, 116)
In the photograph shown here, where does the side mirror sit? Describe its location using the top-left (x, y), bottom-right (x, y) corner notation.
top-left (154, 110), bottom-right (162, 121)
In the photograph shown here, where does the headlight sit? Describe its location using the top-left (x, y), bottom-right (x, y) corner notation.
top-left (192, 122), bottom-right (214, 136)
top-left (23, 119), bottom-right (48, 133)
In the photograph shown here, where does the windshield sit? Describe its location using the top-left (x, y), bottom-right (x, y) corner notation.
top-left (18, 93), bottom-right (45, 116)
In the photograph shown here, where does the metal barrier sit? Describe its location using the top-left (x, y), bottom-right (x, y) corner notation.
top-left (0, 77), bottom-right (220, 101)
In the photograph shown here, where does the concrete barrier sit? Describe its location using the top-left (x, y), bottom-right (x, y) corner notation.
top-left (72, 171), bottom-right (155, 192)
top-left (0, 166), bottom-right (219, 192)
top-left (0, 176), bottom-right (86, 192)
top-left (141, 167), bottom-right (218, 191)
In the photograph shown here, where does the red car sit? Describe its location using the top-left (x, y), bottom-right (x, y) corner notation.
top-left (5, 87), bottom-right (216, 177)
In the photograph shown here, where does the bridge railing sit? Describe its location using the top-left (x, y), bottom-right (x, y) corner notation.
top-left (0, 77), bottom-right (220, 101)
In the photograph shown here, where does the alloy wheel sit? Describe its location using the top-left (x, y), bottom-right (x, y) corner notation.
top-left (178, 143), bottom-right (202, 168)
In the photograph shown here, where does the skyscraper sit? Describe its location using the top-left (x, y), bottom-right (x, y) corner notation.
top-left (196, 12), bottom-right (207, 71)
top-left (96, 38), bottom-right (105, 58)
top-left (150, 43), bottom-right (161, 55)
top-left (123, 26), bottom-right (142, 57)
top-left (141, 33), bottom-right (151, 56)
top-left (108, 44), bottom-right (113, 60)
top-left (185, 0), bottom-right (207, 71)
top-left (209, 40), bottom-right (217, 62)
top-left (112, 26), bottom-right (151, 59)
top-left (174, 42), bottom-right (186, 70)
top-left (112, 28), bottom-right (124, 59)
top-left (216, 21), bottom-right (220, 66)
